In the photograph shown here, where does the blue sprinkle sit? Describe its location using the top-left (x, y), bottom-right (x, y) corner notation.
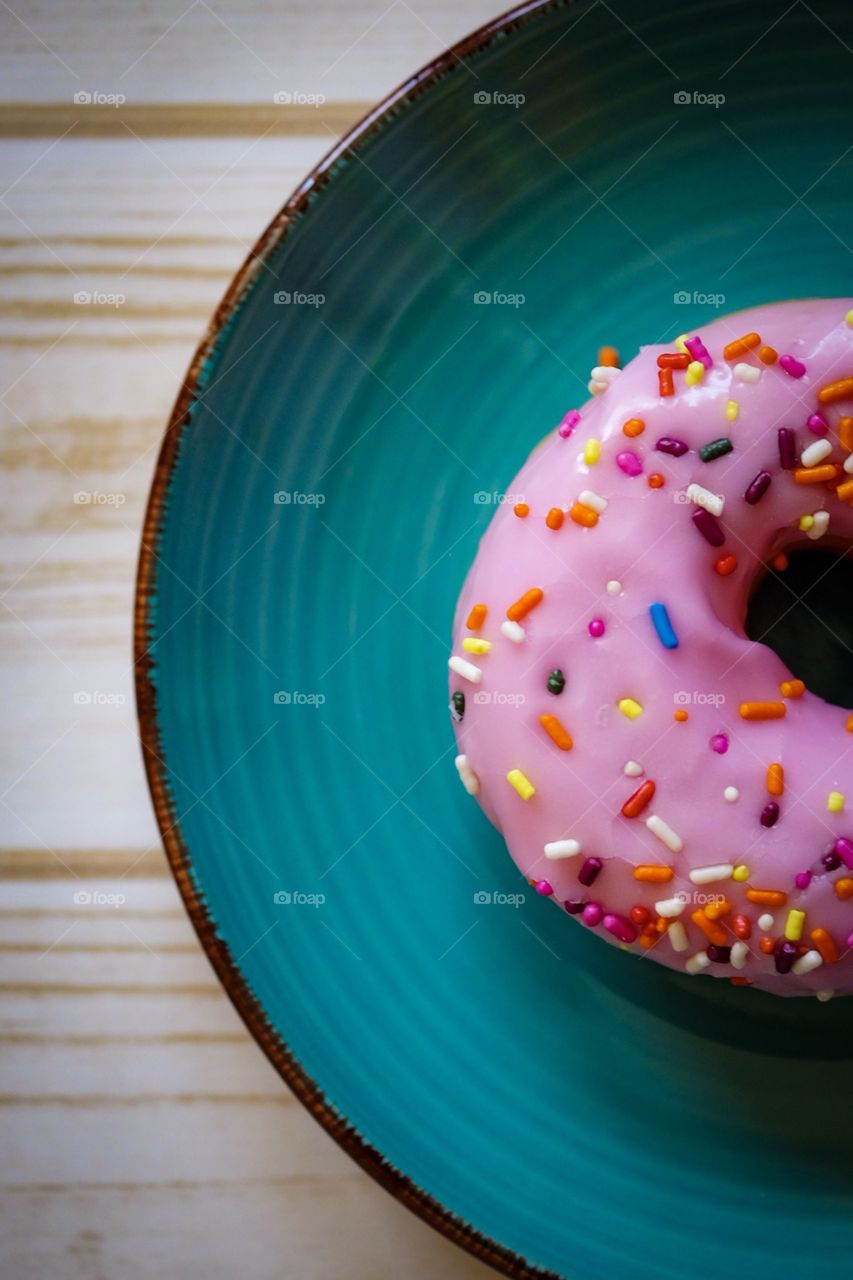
top-left (649, 602), bottom-right (679, 650)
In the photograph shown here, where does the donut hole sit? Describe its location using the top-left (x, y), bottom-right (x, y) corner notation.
top-left (745, 542), bottom-right (853, 709)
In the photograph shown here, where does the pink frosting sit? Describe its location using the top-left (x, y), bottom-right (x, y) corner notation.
top-left (450, 299), bottom-right (853, 997)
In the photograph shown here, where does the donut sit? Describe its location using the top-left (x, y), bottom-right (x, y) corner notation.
top-left (449, 299), bottom-right (853, 998)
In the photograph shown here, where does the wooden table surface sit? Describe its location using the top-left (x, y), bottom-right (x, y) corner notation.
top-left (0, 3), bottom-right (502, 1274)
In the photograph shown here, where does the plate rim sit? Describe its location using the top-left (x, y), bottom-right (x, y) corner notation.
top-left (134, 2), bottom-right (570, 1276)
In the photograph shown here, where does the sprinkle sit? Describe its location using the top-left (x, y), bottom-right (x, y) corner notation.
top-left (606, 580), bottom-right (622, 596)
top-left (758, 913), bottom-right (775, 932)
top-left (715, 553), bottom-right (738, 576)
top-left (648, 472), bottom-right (665, 488)
top-left (692, 508), bottom-right (725, 546)
top-left (828, 791), bottom-right (845, 813)
top-left (806, 511), bottom-right (830, 541)
top-left (707, 943), bottom-right (731, 963)
top-left (546, 668), bottom-right (565, 695)
top-left (450, 691), bottom-right (465, 722)
top-left (578, 489), bottom-right (608, 514)
top-left (633, 863), bottom-right (673, 883)
top-left (732, 864), bottom-right (750, 881)
top-left (616, 450), bottom-right (643, 477)
top-left (839, 476), bottom-right (853, 500)
top-left (539, 713), bottom-right (573, 751)
top-left (785, 908), bottom-right (806, 942)
top-left (739, 701), bottom-right (786, 721)
top-left (823, 850), bottom-right (842, 872)
top-left (767, 763), bottom-right (784, 796)
top-left (449, 655), bottom-right (482, 683)
top-left (513, 502), bottom-right (529, 518)
top-left (773, 553), bottom-right (789, 571)
top-left (584, 438), bottom-right (601, 465)
top-left (834, 836), bottom-right (853, 869)
top-left (506, 769), bottom-right (535, 800)
top-left (466, 603), bottom-right (488, 630)
top-left (847, 712), bottom-right (853, 732)
top-left (588, 617), bottom-right (605, 638)
top-left (655, 896), bottom-right (685, 918)
top-left (834, 878), bottom-right (853, 900)
top-left (733, 361), bottom-right (761, 384)
top-left (648, 602), bottom-right (679, 650)
top-left (658, 352), bottom-right (690, 369)
top-left (603, 913), bottom-right (637, 944)
top-left (687, 483), bottom-right (725, 516)
top-left (816, 990), bottom-right (835, 1002)
top-left (623, 417), bottom-right (645, 437)
top-left (685, 360), bottom-right (704, 386)
top-left (578, 856), bottom-right (603, 886)
top-left (818, 376), bottom-right (853, 405)
top-left (724, 333), bottom-right (761, 360)
top-left (807, 412), bottom-right (829, 436)
top-left (646, 814), bottom-right (683, 853)
top-left (598, 346), bottom-right (620, 367)
top-left (618, 698), bottom-right (644, 720)
top-left (775, 939), bottom-right (798, 974)
top-left (761, 801), bottom-right (780, 828)
top-left (674, 709), bottom-right (688, 723)
top-left (668, 921), bottom-right (688, 952)
top-left (844, 454), bottom-right (853, 475)
top-left (710, 734), bottom-right (729, 755)
top-left (746, 888), bottom-right (787, 907)
top-left (780, 679), bottom-right (805, 699)
top-left (811, 928), bottom-right (840, 964)
top-left (544, 839), bottom-right (581, 860)
top-left (792, 949), bottom-right (823, 976)
top-left (674, 333), bottom-right (689, 354)
top-left (726, 399), bottom-right (739, 422)
top-left (685, 335), bottom-right (712, 369)
top-left (622, 779), bottom-right (656, 819)
top-left (779, 354), bottom-right (807, 379)
top-left (624, 760), bottom-right (643, 777)
top-left (545, 507), bottom-right (564, 529)
top-left (744, 470), bottom-right (772, 505)
top-left (847, 310), bottom-right (853, 327)
top-left (656, 436), bottom-right (689, 457)
top-left (689, 863), bottom-right (733, 885)
top-left (685, 951), bottom-right (710, 975)
top-left (795, 463), bottom-right (837, 485)
top-left (794, 871), bottom-right (812, 891)
top-left (507, 588), bottom-right (544, 622)
top-left (758, 345), bottom-right (777, 365)
top-left (801, 438), bottom-right (833, 467)
top-left (841, 417), bottom-right (853, 451)
top-left (454, 755), bottom-right (479, 795)
top-left (500, 620), bottom-right (525, 644)
top-left (777, 427), bottom-right (797, 469)
top-left (569, 502), bottom-right (599, 527)
top-left (724, 786), bottom-right (739, 802)
top-left (699, 437), bottom-right (733, 462)
top-left (462, 637), bottom-right (491, 654)
top-left (558, 409), bottom-right (581, 438)
top-left (730, 940), bottom-right (749, 969)
top-left (658, 367), bottom-right (674, 397)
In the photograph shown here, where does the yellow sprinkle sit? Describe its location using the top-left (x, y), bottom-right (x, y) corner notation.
top-left (675, 333), bottom-right (689, 354)
top-left (846, 308), bottom-right (853, 327)
top-left (732, 864), bottom-right (750, 882)
top-left (618, 698), bottom-right (644, 720)
top-left (785, 908), bottom-right (806, 943)
top-left (685, 360), bottom-right (704, 386)
top-left (583, 438), bottom-right (601, 465)
top-left (828, 791), bottom-right (845, 813)
top-left (507, 769), bottom-right (535, 800)
top-left (799, 514), bottom-right (815, 531)
top-left (462, 637), bottom-right (491, 654)
top-left (726, 399), bottom-right (739, 422)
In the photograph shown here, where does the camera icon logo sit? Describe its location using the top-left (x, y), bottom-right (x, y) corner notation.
top-left (273, 290), bottom-right (292, 304)
top-left (673, 691), bottom-right (691, 706)
top-left (73, 890), bottom-right (92, 905)
top-left (73, 690), bottom-right (92, 705)
top-left (273, 91), bottom-right (292, 105)
top-left (273, 890), bottom-right (292, 904)
top-left (473, 91), bottom-right (492, 104)
top-left (673, 289), bottom-right (691, 305)
top-left (673, 90), bottom-right (691, 105)
top-left (473, 890), bottom-right (492, 904)
top-left (74, 91), bottom-right (93, 105)
top-left (473, 290), bottom-right (492, 305)
top-left (273, 691), bottom-right (292, 705)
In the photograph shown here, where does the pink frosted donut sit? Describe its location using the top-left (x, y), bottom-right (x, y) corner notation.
top-left (449, 299), bottom-right (853, 998)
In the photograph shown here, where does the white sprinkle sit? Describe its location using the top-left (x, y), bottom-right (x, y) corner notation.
top-left (624, 760), bottom-right (644, 777)
top-left (588, 378), bottom-right (609, 396)
top-left (801, 438), bottom-right (833, 468)
top-left (500, 620), bottom-right (525, 644)
top-left (689, 863), bottom-right (733, 885)
top-left (844, 453), bottom-right (853, 474)
top-left (685, 950), bottom-right (711, 975)
top-left (730, 940), bottom-right (749, 970)
top-left (578, 489), bottom-right (607, 514)
top-left (758, 913), bottom-right (775, 932)
top-left (668, 920), bottom-right (688, 952)
top-left (590, 365), bottom-right (621, 384)
top-left (724, 786), bottom-right (739, 803)
top-left (655, 896), bottom-right (686, 918)
top-left (816, 990), bottom-right (835, 1002)
top-left (606, 580), bottom-right (622, 596)
top-left (686, 483), bottom-right (725, 517)
top-left (454, 755), bottom-right (480, 796)
top-left (806, 510), bottom-right (830, 541)
top-left (792, 949), bottom-right (823, 976)
top-left (448, 655), bottom-right (482, 683)
top-left (645, 814), bottom-right (684, 854)
top-left (544, 839), bottom-right (581, 860)
top-left (733, 361), bottom-right (761, 383)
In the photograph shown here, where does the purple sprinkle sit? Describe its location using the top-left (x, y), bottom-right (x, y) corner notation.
top-left (616, 450), bottom-right (643, 476)
top-left (822, 850), bottom-right (842, 873)
top-left (777, 427), bottom-right (796, 470)
top-left (707, 943), bottom-right (731, 963)
top-left (744, 470), bottom-right (772, 505)
top-left (710, 733), bottom-right (729, 755)
top-left (794, 870), bottom-right (812, 891)
top-left (535, 879), bottom-right (554, 896)
top-left (835, 837), bottom-right (853, 870)
top-left (807, 412), bottom-right (829, 436)
top-left (847, 931), bottom-right (853, 950)
top-left (582, 901), bottom-right (603, 927)
top-left (685, 335), bottom-right (713, 369)
top-left (588, 618), bottom-right (605, 638)
top-left (558, 409), bottom-right (581, 439)
top-left (564, 899), bottom-right (586, 915)
top-left (761, 801), bottom-right (780, 828)
top-left (775, 938), bottom-right (798, 974)
top-left (692, 507), bottom-right (725, 546)
top-left (656, 436), bottom-right (689, 457)
top-left (779, 354), bottom-right (807, 379)
top-left (602, 912), bottom-right (637, 944)
top-left (578, 856), bottom-right (603, 887)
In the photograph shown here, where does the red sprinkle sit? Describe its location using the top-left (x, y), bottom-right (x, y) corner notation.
top-left (621, 779), bottom-right (656, 818)
top-left (715, 553), bottom-right (738, 576)
top-left (658, 367), bottom-right (674, 397)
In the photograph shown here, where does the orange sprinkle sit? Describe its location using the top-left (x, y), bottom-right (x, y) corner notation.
top-left (834, 877), bottom-right (853, 901)
top-left (746, 888), bottom-right (787, 908)
top-left (847, 712), bottom-right (853, 733)
top-left (622, 417), bottom-right (645, 438)
top-left (723, 332), bottom-right (761, 360)
top-left (780, 678), bottom-right (805, 698)
top-left (740, 701), bottom-right (786, 721)
top-left (691, 910), bottom-right (728, 947)
top-left (506, 588), bottom-right (543, 622)
top-left (655, 916), bottom-right (668, 934)
top-left (715, 553), bottom-right (738, 576)
top-left (569, 502), bottom-right (598, 528)
top-left (513, 502), bottom-right (529, 518)
top-left (839, 417), bottom-right (853, 452)
top-left (793, 463), bottom-right (837, 485)
top-left (758, 344), bottom-right (778, 365)
top-left (598, 345), bottom-right (620, 368)
top-left (732, 913), bottom-right (752, 940)
top-left (466, 603), bottom-right (488, 630)
top-left (638, 934), bottom-right (656, 949)
top-left (703, 899), bottom-right (731, 921)
top-left (730, 976), bottom-right (752, 985)
top-left (539, 713), bottom-right (573, 751)
top-left (836, 476), bottom-right (853, 503)
top-left (545, 507), bottom-right (564, 530)
top-left (772, 553), bottom-right (789, 572)
top-left (767, 762), bottom-right (784, 796)
top-left (621, 779), bottom-right (656, 819)
top-left (759, 936), bottom-right (775, 955)
top-left (658, 367), bottom-right (674, 397)
top-left (648, 473), bottom-right (665, 489)
top-left (810, 927), bottom-right (840, 964)
top-left (818, 376), bottom-right (853, 405)
top-left (674, 709), bottom-right (688, 722)
top-left (633, 865), bottom-right (673, 883)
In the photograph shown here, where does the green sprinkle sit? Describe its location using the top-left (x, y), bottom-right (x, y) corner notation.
top-left (451, 691), bottom-right (465, 722)
top-left (547, 668), bottom-right (565, 695)
top-left (699, 437), bottom-right (733, 463)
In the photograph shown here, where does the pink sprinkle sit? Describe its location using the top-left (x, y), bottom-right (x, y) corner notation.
top-left (847, 932), bottom-right (853, 950)
top-left (779, 354), bottom-right (806, 379)
top-left (535, 879), bottom-right (554, 896)
top-left (807, 412), bottom-right (829, 436)
top-left (794, 870), bottom-right (812, 891)
top-left (616, 450), bottom-right (643, 476)
top-left (710, 733), bottom-right (729, 754)
top-left (603, 912), bottom-right (637, 944)
top-left (582, 901), bottom-right (603, 927)
top-left (558, 409), bottom-right (581, 438)
top-left (685, 335), bottom-right (713, 369)
top-left (588, 618), bottom-right (605, 638)
top-left (835, 836), bottom-right (853, 870)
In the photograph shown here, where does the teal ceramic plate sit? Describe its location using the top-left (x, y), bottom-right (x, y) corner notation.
top-left (136, 3), bottom-right (853, 1275)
